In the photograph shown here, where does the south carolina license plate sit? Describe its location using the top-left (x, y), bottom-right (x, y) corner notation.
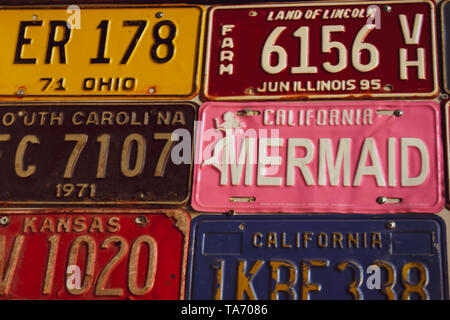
top-left (192, 101), bottom-right (443, 213)
top-left (0, 103), bottom-right (195, 206)
top-left (204, 1), bottom-right (438, 100)
top-left (0, 209), bottom-right (190, 299)
top-left (0, 5), bottom-right (203, 99)
top-left (186, 215), bottom-right (448, 300)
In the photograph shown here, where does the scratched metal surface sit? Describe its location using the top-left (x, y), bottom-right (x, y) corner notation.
top-left (186, 0), bottom-right (450, 300)
top-left (186, 214), bottom-right (447, 300)
top-left (0, 0), bottom-right (448, 300)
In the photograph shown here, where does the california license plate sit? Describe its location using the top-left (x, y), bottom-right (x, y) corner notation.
top-left (204, 1), bottom-right (438, 100)
top-left (0, 103), bottom-right (195, 206)
top-left (0, 209), bottom-right (190, 299)
top-left (186, 214), bottom-right (448, 300)
top-left (0, 5), bottom-right (203, 98)
top-left (192, 101), bottom-right (443, 213)
top-left (442, 0), bottom-right (450, 93)
top-left (445, 101), bottom-right (450, 203)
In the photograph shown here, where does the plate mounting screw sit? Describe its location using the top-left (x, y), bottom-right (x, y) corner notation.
top-left (239, 223), bottom-right (245, 230)
top-left (155, 12), bottom-right (163, 18)
top-left (226, 210), bottom-right (235, 216)
top-left (244, 87), bottom-right (255, 95)
top-left (393, 110), bottom-right (403, 117)
top-left (385, 221), bottom-right (396, 231)
top-left (148, 87), bottom-right (156, 94)
top-left (0, 216), bottom-right (10, 226)
top-left (135, 216), bottom-right (149, 226)
top-left (15, 88), bottom-right (26, 97)
top-left (383, 5), bottom-right (392, 13)
top-left (249, 11), bottom-right (257, 16)
top-left (376, 196), bottom-right (387, 205)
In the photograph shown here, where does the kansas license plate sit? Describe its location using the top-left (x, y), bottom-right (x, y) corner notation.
top-left (442, 0), bottom-right (450, 93)
top-left (0, 209), bottom-right (190, 299)
top-left (192, 101), bottom-right (443, 213)
top-left (186, 214), bottom-right (448, 300)
top-left (0, 5), bottom-right (203, 98)
top-left (0, 103), bottom-right (195, 206)
top-left (204, 1), bottom-right (438, 100)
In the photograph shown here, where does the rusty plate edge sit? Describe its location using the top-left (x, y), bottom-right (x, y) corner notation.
top-left (202, 0), bottom-right (439, 101)
top-left (0, 101), bottom-right (197, 207)
top-left (0, 207), bottom-right (191, 299)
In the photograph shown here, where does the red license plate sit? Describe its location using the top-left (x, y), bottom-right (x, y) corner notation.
top-left (204, 1), bottom-right (438, 100)
top-left (0, 209), bottom-right (190, 299)
top-left (192, 101), bottom-right (443, 213)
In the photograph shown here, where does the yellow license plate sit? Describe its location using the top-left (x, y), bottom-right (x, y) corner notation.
top-left (0, 5), bottom-right (204, 99)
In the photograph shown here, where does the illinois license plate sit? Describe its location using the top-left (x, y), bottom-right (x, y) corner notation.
top-left (186, 214), bottom-right (448, 300)
top-left (0, 103), bottom-right (195, 206)
top-left (0, 209), bottom-right (190, 299)
top-left (442, 0), bottom-right (450, 93)
top-left (192, 101), bottom-right (443, 213)
top-left (0, 5), bottom-right (203, 98)
top-left (204, 1), bottom-right (438, 100)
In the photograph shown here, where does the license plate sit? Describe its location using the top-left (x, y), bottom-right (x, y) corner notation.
top-left (0, 5), bottom-right (203, 98)
top-left (0, 209), bottom-right (190, 299)
top-left (442, 0), bottom-right (450, 94)
top-left (0, 103), bottom-right (195, 206)
top-left (192, 101), bottom-right (443, 213)
top-left (445, 101), bottom-right (450, 203)
top-left (186, 214), bottom-right (448, 300)
top-left (204, 1), bottom-right (438, 100)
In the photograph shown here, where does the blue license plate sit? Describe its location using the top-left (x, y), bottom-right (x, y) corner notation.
top-left (442, 0), bottom-right (450, 93)
top-left (186, 215), bottom-right (448, 300)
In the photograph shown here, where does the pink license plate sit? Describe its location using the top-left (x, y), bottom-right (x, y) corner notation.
top-left (204, 1), bottom-right (438, 100)
top-left (445, 101), bottom-right (450, 204)
top-left (192, 101), bottom-right (443, 213)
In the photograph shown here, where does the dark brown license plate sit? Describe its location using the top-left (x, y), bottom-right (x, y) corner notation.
top-left (0, 102), bottom-right (195, 206)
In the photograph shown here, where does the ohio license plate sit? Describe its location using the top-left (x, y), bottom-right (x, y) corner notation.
top-left (0, 209), bottom-right (190, 299)
top-left (192, 101), bottom-right (443, 213)
top-left (442, 0), bottom-right (450, 93)
top-left (0, 103), bottom-right (195, 206)
top-left (0, 5), bottom-right (203, 98)
top-left (204, 1), bottom-right (438, 100)
top-left (186, 214), bottom-right (448, 300)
